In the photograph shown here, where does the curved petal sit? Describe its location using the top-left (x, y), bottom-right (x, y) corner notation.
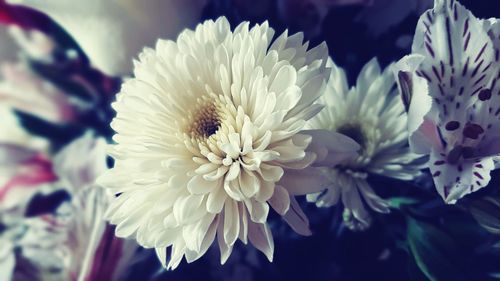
top-left (412, 0), bottom-right (496, 126)
top-left (302, 129), bottom-right (360, 166)
top-left (282, 196), bottom-right (312, 236)
top-left (277, 166), bottom-right (330, 195)
top-left (248, 221), bottom-right (274, 262)
top-left (429, 149), bottom-right (494, 203)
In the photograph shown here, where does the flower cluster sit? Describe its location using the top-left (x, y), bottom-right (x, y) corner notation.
top-left (396, 0), bottom-right (500, 203)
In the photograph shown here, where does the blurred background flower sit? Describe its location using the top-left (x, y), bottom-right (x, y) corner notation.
top-left (7, 0), bottom-right (208, 76)
top-left (305, 58), bottom-right (423, 230)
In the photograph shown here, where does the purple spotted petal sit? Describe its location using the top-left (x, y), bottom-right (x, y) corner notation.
top-left (412, 0), bottom-right (496, 137)
top-left (429, 149), bottom-right (494, 203)
top-left (472, 19), bottom-right (500, 154)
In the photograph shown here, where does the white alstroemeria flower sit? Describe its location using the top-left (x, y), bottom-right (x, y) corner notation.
top-left (395, 0), bottom-right (500, 203)
top-left (98, 17), bottom-right (359, 269)
top-left (7, 0), bottom-right (207, 76)
top-left (304, 58), bottom-right (423, 229)
top-left (17, 134), bottom-right (136, 281)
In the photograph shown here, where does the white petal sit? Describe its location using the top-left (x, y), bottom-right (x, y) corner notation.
top-left (268, 185), bottom-right (290, 215)
top-left (248, 222), bottom-right (274, 262)
top-left (278, 166), bottom-right (330, 195)
top-left (429, 150), bottom-right (494, 203)
top-left (282, 197), bottom-right (312, 236)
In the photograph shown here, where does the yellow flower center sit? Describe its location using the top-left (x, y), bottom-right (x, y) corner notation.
top-left (187, 97), bottom-right (222, 139)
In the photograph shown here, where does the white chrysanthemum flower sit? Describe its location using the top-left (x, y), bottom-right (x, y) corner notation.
top-left (98, 17), bottom-right (358, 269)
top-left (395, 0), bottom-right (500, 203)
top-left (306, 58), bottom-right (423, 228)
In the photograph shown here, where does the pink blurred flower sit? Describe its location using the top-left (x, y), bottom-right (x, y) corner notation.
top-left (13, 134), bottom-right (137, 281)
top-left (0, 63), bottom-right (76, 123)
top-left (0, 0), bottom-right (50, 30)
top-left (0, 144), bottom-right (56, 213)
top-left (7, 0), bottom-right (207, 76)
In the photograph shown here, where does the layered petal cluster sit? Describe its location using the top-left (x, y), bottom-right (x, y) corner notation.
top-left (396, 0), bottom-right (500, 203)
top-left (7, 0), bottom-right (207, 76)
top-left (305, 58), bottom-right (423, 228)
top-left (98, 17), bottom-right (358, 268)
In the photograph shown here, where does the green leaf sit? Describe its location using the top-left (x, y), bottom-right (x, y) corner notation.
top-left (408, 253), bottom-right (433, 281)
top-left (468, 197), bottom-right (500, 234)
top-left (388, 197), bottom-right (419, 209)
top-left (407, 218), bottom-right (468, 281)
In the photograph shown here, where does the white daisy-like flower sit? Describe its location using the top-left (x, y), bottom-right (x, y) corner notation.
top-left (395, 0), bottom-right (500, 203)
top-left (305, 58), bottom-right (423, 228)
top-left (98, 17), bottom-right (359, 269)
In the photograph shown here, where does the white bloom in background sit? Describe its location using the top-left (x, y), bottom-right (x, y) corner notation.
top-left (305, 58), bottom-right (423, 228)
top-left (16, 134), bottom-right (136, 281)
top-left (7, 0), bottom-right (207, 76)
top-left (98, 17), bottom-right (359, 269)
top-left (0, 145), bottom-right (56, 213)
top-left (0, 109), bottom-right (53, 216)
top-left (395, 0), bottom-right (500, 203)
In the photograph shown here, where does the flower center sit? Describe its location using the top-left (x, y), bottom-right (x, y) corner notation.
top-left (188, 102), bottom-right (221, 138)
top-left (337, 123), bottom-right (365, 149)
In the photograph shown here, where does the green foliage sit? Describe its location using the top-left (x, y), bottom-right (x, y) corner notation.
top-left (407, 218), bottom-right (469, 281)
top-left (468, 197), bottom-right (500, 235)
top-left (388, 197), bottom-right (420, 209)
